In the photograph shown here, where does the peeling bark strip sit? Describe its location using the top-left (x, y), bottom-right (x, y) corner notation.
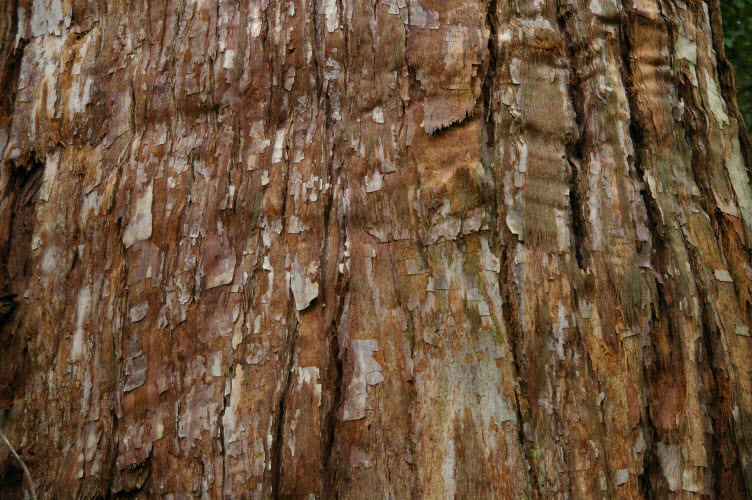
top-left (1, 0), bottom-right (752, 497)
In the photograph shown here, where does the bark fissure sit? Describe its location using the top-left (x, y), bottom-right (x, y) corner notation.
top-left (618, 1), bottom-right (677, 494)
top-left (556, 0), bottom-right (588, 272)
top-left (270, 310), bottom-right (299, 498)
top-left (321, 275), bottom-right (347, 497)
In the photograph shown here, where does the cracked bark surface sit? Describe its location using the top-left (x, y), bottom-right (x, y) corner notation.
top-left (1, 0), bottom-right (752, 497)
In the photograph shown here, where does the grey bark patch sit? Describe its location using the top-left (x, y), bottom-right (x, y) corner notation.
top-left (614, 469), bottom-right (629, 486)
top-left (129, 302), bottom-right (148, 323)
top-left (124, 354), bottom-right (148, 392)
top-left (290, 261), bottom-right (319, 311)
top-left (342, 339), bottom-right (384, 421)
top-left (714, 269), bottom-right (733, 282)
top-left (122, 183), bottom-right (153, 248)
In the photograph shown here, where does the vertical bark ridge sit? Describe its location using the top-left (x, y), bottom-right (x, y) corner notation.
top-left (620, 0), bottom-right (752, 494)
top-left (556, 2), bottom-right (647, 496)
top-left (620, 0), bottom-right (714, 493)
top-left (488, 1), bottom-right (598, 495)
top-left (669, 3), bottom-right (752, 493)
top-left (665, 0), bottom-right (752, 493)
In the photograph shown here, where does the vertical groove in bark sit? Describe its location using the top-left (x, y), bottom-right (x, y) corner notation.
top-left (0, 0), bottom-right (23, 130)
top-left (270, 317), bottom-right (295, 498)
top-left (321, 285), bottom-right (346, 497)
top-left (556, 0), bottom-right (588, 274)
top-left (618, 2), bottom-right (677, 494)
top-left (621, 0), bottom-right (702, 493)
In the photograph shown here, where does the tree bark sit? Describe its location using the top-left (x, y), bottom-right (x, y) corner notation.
top-left (1, 0), bottom-right (752, 497)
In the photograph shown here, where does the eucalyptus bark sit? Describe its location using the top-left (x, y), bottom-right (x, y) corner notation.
top-left (1, 0), bottom-right (752, 497)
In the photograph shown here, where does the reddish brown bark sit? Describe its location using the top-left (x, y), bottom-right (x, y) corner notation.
top-left (1, 0), bottom-right (752, 497)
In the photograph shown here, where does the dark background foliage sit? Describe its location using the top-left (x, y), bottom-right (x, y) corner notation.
top-left (722, 0), bottom-right (752, 130)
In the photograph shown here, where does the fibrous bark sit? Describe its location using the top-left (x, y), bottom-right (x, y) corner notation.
top-left (1, 0), bottom-right (752, 497)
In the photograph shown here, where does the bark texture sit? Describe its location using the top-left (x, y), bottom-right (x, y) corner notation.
top-left (1, 0), bottom-right (752, 497)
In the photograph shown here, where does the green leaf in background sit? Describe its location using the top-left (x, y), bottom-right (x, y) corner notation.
top-left (722, 0), bottom-right (752, 130)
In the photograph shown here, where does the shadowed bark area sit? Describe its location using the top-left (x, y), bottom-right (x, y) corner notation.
top-left (1, 0), bottom-right (751, 497)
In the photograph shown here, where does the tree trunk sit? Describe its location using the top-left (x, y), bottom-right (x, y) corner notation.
top-left (2, 0), bottom-right (752, 497)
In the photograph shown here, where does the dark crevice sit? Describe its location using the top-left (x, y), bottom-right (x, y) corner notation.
top-left (618, 2), bottom-right (671, 497)
top-left (484, 0), bottom-right (540, 495)
top-left (270, 378), bottom-right (287, 498)
top-left (481, 0), bottom-right (499, 237)
top-left (556, 1), bottom-right (588, 272)
top-left (270, 104), bottom-right (298, 499)
top-left (311, 0), bottom-right (324, 101)
top-left (277, 117), bottom-right (294, 238)
top-left (321, 274), bottom-right (347, 498)
top-left (557, 5), bottom-right (620, 497)
top-left (103, 387), bottom-right (121, 496)
top-left (262, 0), bottom-right (276, 130)
top-left (218, 366), bottom-right (228, 497)
top-left (636, 403), bottom-right (661, 494)
top-left (698, 280), bottom-right (749, 497)
top-left (0, 154), bottom-right (43, 410)
top-left (313, 0), bottom-right (346, 493)
top-left (0, 0), bottom-right (26, 132)
top-left (270, 308), bottom-right (299, 499)
top-left (556, 6), bottom-right (616, 498)
top-left (319, 127), bottom-right (344, 500)
top-left (618, 0), bottom-right (668, 261)
top-left (498, 242), bottom-right (538, 498)
top-left (0, 461), bottom-right (25, 500)
top-left (111, 444), bottom-right (154, 497)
